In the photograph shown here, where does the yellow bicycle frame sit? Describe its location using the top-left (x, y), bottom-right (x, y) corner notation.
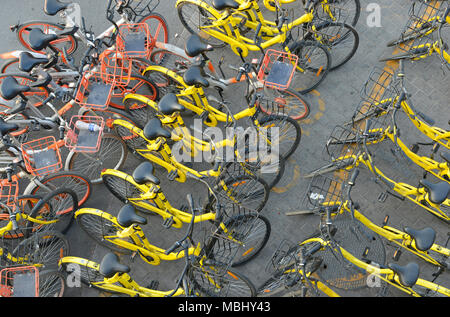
top-left (74, 208), bottom-right (202, 265)
top-left (300, 237), bottom-right (450, 297)
top-left (175, 0), bottom-right (314, 58)
top-left (58, 256), bottom-right (185, 297)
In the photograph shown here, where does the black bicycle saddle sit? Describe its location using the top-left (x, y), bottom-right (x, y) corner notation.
top-left (212, 0), bottom-right (240, 11)
top-left (132, 161), bottom-right (160, 185)
top-left (388, 262), bottom-right (420, 288)
top-left (143, 117), bottom-right (172, 141)
top-left (29, 28), bottom-right (58, 51)
top-left (158, 93), bottom-right (185, 116)
top-left (0, 117), bottom-right (19, 137)
top-left (404, 227), bottom-right (436, 252)
top-left (184, 34), bottom-right (214, 58)
top-left (19, 52), bottom-right (49, 72)
top-left (183, 66), bottom-right (209, 88)
top-left (419, 179), bottom-right (450, 204)
top-left (117, 204), bottom-right (148, 228)
top-left (44, 0), bottom-right (70, 16)
top-left (99, 253), bottom-right (130, 278)
top-left (0, 76), bottom-right (30, 101)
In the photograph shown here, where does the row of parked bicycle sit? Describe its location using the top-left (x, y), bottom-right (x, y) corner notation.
top-left (264, 0), bottom-right (450, 297)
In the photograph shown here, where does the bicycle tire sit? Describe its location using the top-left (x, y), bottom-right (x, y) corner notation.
top-left (257, 87), bottom-right (310, 120)
top-left (0, 58), bottom-right (20, 73)
top-left (101, 171), bottom-right (159, 215)
top-left (109, 73), bottom-right (159, 112)
top-left (318, 0), bottom-right (361, 27)
top-left (12, 230), bottom-right (70, 270)
top-left (288, 40), bottom-right (331, 94)
top-left (225, 155), bottom-right (286, 190)
top-left (138, 12), bottom-right (170, 47)
top-left (122, 94), bottom-right (159, 129)
top-left (27, 171), bottom-right (92, 212)
top-left (305, 21), bottom-right (359, 71)
top-left (15, 20), bottom-right (78, 55)
top-left (257, 115), bottom-right (302, 160)
top-left (59, 257), bottom-right (105, 288)
top-left (65, 133), bottom-right (128, 185)
top-left (28, 187), bottom-right (79, 234)
top-left (38, 269), bottom-right (65, 297)
top-left (223, 214), bottom-right (271, 266)
top-left (75, 210), bottom-right (133, 255)
top-left (189, 264), bottom-right (256, 297)
top-left (0, 195), bottom-right (43, 239)
top-left (215, 174), bottom-right (270, 213)
top-left (177, 1), bottom-right (228, 48)
top-left (149, 48), bottom-right (191, 70)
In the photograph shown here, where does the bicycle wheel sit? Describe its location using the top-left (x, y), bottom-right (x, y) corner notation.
top-left (109, 73), bottom-right (159, 111)
top-left (12, 230), bottom-right (70, 269)
top-left (305, 21), bottom-right (359, 71)
top-left (76, 211), bottom-right (133, 255)
top-left (65, 133), bottom-right (128, 185)
top-left (123, 95), bottom-right (159, 129)
top-left (257, 87), bottom-right (310, 120)
top-left (28, 187), bottom-right (79, 234)
top-left (149, 48), bottom-right (192, 70)
top-left (256, 115), bottom-right (301, 160)
top-left (138, 12), bottom-right (169, 47)
top-left (59, 257), bottom-right (105, 288)
top-left (101, 172), bottom-right (158, 215)
top-left (288, 40), bottom-right (331, 94)
top-left (0, 58), bottom-right (20, 73)
top-left (189, 264), bottom-right (256, 297)
top-left (15, 21), bottom-right (78, 55)
top-left (224, 214), bottom-right (271, 266)
top-left (28, 171), bottom-right (92, 212)
top-left (317, 0), bottom-right (361, 27)
top-left (38, 269), bottom-right (65, 297)
top-left (215, 174), bottom-right (269, 212)
top-left (177, 1), bottom-right (228, 48)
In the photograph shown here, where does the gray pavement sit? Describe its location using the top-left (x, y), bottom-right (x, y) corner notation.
top-left (0, 0), bottom-right (449, 300)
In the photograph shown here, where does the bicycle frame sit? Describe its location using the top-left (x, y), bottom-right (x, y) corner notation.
top-left (108, 118), bottom-right (225, 182)
top-left (58, 256), bottom-right (185, 297)
top-left (322, 200), bottom-right (450, 269)
top-left (175, 0), bottom-right (314, 58)
top-left (300, 237), bottom-right (450, 297)
top-left (74, 208), bottom-right (202, 265)
top-left (100, 168), bottom-right (219, 228)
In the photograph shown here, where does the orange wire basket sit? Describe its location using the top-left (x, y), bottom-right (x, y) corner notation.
top-left (116, 23), bottom-right (152, 59)
top-left (0, 266), bottom-right (39, 297)
top-left (65, 115), bottom-right (105, 153)
top-left (0, 179), bottom-right (19, 209)
top-left (257, 49), bottom-right (298, 90)
top-left (99, 49), bottom-right (132, 87)
top-left (75, 71), bottom-right (114, 110)
top-left (21, 136), bottom-right (63, 177)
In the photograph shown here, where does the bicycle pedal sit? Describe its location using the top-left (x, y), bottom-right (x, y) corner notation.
top-left (393, 249), bottom-right (402, 261)
top-left (147, 280), bottom-right (159, 290)
top-left (378, 192), bottom-right (388, 203)
top-left (162, 216), bottom-right (174, 229)
top-left (381, 215), bottom-right (389, 227)
top-left (167, 169), bottom-right (178, 181)
top-left (410, 143), bottom-right (420, 154)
